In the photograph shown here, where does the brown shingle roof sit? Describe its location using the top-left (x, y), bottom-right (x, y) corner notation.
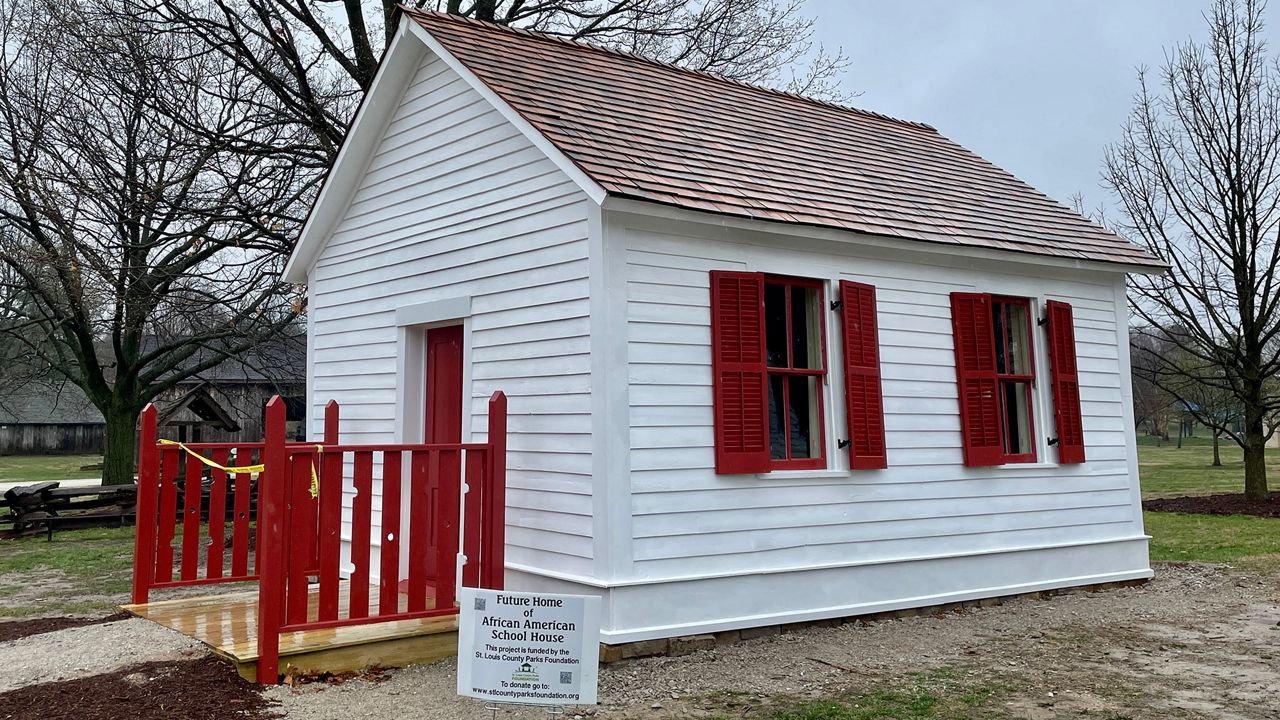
top-left (405, 9), bottom-right (1162, 269)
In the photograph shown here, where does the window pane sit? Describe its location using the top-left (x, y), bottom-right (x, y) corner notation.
top-left (992, 301), bottom-right (1033, 376)
top-left (768, 374), bottom-right (787, 459)
top-left (790, 285), bottom-right (823, 369)
top-left (1005, 304), bottom-right (1031, 375)
top-left (764, 283), bottom-right (787, 368)
top-left (993, 303), bottom-right (1007, 374)
top-left (787, 375), bottom-right (821, 459)
top-left (1002, 380), bottom-right (1033, 456)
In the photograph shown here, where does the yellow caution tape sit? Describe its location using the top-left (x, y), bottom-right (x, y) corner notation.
top-left (309, 445), bottom-right (323, 499)
top-left (158, 440), bottom-right (326, 499)
top-left (158, 440), bottom-right (265, 474)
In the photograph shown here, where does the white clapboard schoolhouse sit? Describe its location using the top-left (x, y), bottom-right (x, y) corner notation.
top-left (283, 9), bottom-right (1164, 645)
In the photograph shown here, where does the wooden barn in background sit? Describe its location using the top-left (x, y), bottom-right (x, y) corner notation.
top-left (0, 338), bottom-right (307, 456)
top-left (0, 382), bottom-right (105, 455)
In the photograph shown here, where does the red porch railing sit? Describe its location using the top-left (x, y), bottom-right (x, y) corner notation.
top-left (131, 391), bottom-right (508, 684)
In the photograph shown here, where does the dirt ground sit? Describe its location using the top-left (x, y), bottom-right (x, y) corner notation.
top-left (267, 562), bottom-right (1280, 720)
top-left (1, 562), bottom-right (1277, 719)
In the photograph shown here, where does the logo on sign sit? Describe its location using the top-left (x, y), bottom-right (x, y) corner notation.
top-left (512, 662), bottom-right (539, 683)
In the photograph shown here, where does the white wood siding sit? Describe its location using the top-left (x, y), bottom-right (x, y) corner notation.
top-left (307, 52), bottom-right (595, 576)
top-left (620, 214), bottom-right (1143, 581)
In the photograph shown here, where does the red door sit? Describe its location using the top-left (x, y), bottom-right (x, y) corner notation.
top-left (425, 325), bottom-right (464, 443)
top-left (421, 325), bottom-right (463, 586)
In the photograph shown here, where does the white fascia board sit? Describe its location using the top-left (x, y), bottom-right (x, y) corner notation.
top-left (405, 21), bottom-right (607, 207)
top-left (603, 196), bottom-right (1166, 277)
top-left (283, 22), bottom-right (426, 283)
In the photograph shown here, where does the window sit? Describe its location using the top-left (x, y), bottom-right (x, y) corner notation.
top-left (990, 297), bottom-right (1036, 462)
top-left (950, 293), bottom-right (1087, 467)
top-left (709, 271), bottom-right (885, 475)
top-left (763, 276), bottom-right (826, 468)
top-left (950, 292), bottom-right (1037, 466)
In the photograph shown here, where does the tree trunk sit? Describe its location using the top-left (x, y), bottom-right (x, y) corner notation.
top-left (1243, 408), bottom-right (1269, 501)
top-left (1212, 430), bottom-right (1222, 467)
top-left (101, 407), bottom-right (139, 486)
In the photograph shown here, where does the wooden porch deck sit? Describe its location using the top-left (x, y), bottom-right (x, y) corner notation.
top-left (122, 583), bottom-right (459, 681)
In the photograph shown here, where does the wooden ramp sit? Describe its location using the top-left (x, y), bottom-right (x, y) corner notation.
top-left (122, 584), bottom-right (458, 681)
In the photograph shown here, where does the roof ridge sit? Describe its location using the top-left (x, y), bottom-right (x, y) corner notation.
top-left (400, 6), bottom-right (938, 134)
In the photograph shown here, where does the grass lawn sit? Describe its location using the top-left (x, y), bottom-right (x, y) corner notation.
top-left (1144, 510), bottom-right (1280, 572)
top-left (1136, 434), bottom-right (1279, 498)
top-left (0, 526), bottom-right (134, 616)
top-left (0, 453), bottom-right (104, 484)
top-left (1137, 436), bottom-right (1280, 572)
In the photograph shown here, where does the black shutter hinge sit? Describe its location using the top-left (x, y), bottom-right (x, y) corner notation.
top-left (1047, 437), bottom-right (1060, 446)
top-left (1038, 316), bottom-right (1050, 327)
top-left (830, 299), bottom-right (844, 311)
top-left (838, 438), bottom-right (852, 449)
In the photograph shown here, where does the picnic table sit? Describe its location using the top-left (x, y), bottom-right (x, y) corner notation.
top-left (1, 475), bottom-right (258, 540)
top-left (1, 481), bottom-right (138, 539)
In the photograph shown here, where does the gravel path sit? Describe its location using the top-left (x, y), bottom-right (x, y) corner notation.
top-left (264, 563), bottom-right (1280, 719)
top-left (0, 617), bottom-right (202, 693)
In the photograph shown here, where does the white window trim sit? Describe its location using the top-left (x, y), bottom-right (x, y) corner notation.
top-left (763, 275), bottom-right (842, 472)
top-left (393, 296), bottom-right (474, 444)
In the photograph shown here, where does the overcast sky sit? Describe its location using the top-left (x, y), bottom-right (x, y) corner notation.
top-left (808, 0), bottom-right (1253, 212)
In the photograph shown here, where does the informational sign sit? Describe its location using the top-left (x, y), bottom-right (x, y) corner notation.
top-left (457, 587), bottom-right (601, 706)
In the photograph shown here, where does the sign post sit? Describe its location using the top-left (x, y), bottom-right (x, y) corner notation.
top-left (457, 587), bottom-right (601, 711)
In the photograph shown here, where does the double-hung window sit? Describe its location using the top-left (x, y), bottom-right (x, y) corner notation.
top-left (991, 297), bottom-right (1036, 462)
top-left (764, 277), bottom-right (826, 469)
top-left (950, 292), bottom-right (1085, 466)
top-left (709, 271), bottom-right (886, 474)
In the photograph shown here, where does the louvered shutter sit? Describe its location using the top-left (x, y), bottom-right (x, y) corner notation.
top-left (839, 281), bottom-right (887, 469)
top-left (950, 293), bottom-right (1004, 466)
top-left (1045, 300), bottom-right (1085, 464)
top-left (710, 271), bottom-right (770, 474)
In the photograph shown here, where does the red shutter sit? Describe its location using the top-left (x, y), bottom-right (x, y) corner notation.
top-left (1046, 300), bottom-right (1086, 464)
top-left (839, 281), bottom-right (887, 469)
top-left (710, 271), bottom-right (770, 474)
top-left (950, 293), bottom-right (1004, 466)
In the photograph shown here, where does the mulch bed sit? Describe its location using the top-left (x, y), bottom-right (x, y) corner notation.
top-left (1143, 492), bottom-right (1280, 518)
top-left (0, 656), bottom-right (276, 720)
top-left (0, 611), bottom-right (131, 643)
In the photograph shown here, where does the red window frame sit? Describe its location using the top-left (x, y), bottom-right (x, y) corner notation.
top-left (764, 275), bottom-right (828, 470)
top-left (991, 296), bottom-right (1037, 464)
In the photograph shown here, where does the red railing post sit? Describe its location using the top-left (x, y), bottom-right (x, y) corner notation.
top-left (482, 391), bottom-right (507, 590)
top-left (435, 449), bottom-right (461, 610)
top-left (378, 451), bottom-right (403, 615)
top-left (307, 400), bottom-right (338, 575)
top-left (256, 396), bottom-right (288, 684)
top-left (350, 450), bottom-right (374, 619)
top-left (318, 401), bottom-right (342, 622)
top-left (324, 400), bottom-right (339, 444)
top-left (131, 405), bottom-right (160, 604)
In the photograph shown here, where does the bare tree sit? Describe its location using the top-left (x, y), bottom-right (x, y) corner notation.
top-left (1106, 0), bottom-right (1280, 500)
top-left (0, 0), bottom-right (306, 484)
top-left (1167, 344), bottom-right (1243, 465)
top-left (143, 0), bottom-right (852, 167)
top-left (1128, 328), bottom-right (1175, 438)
